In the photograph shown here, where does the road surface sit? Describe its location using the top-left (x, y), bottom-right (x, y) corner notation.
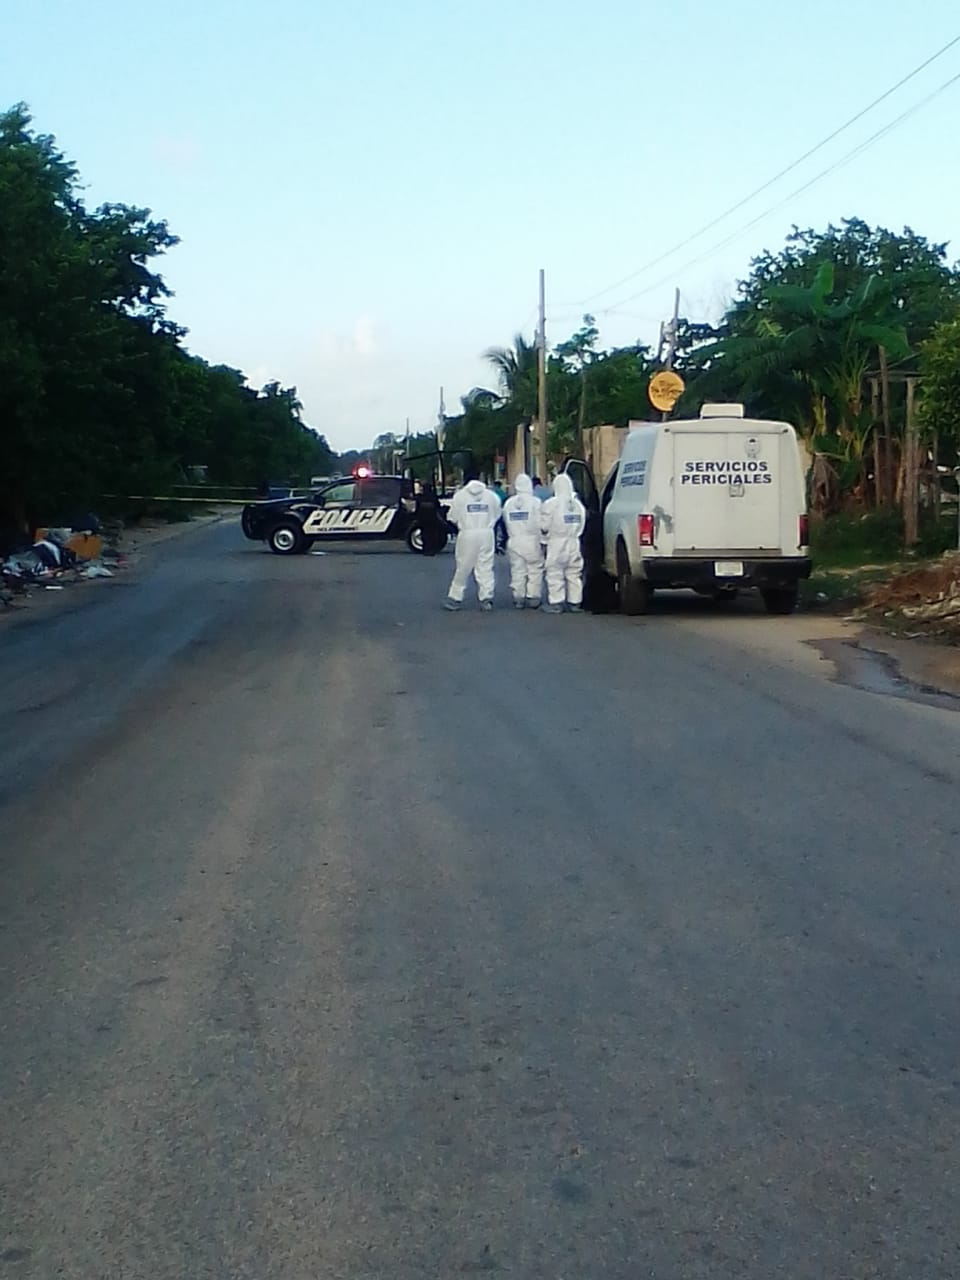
top-left (2, 521), bottom-right (959, 1279)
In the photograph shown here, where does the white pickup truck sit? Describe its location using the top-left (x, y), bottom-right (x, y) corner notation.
top-left (563, 404), bottom-right (811, 615)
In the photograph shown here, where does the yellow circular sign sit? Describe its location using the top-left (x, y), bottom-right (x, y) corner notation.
top-left (648, 370), bottom-right (685, 412)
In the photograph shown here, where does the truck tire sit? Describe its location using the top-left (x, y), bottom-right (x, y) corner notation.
top-left (267, 519), bottom-right (306, 556)
top-left (407, 524), bottom-right (448, 554)
top-left (761, 585), bottom-right (799, 615)
top-left (617, 545), bottom-right (650, 616)
top-left (584, 569), bottom-right (617, 614)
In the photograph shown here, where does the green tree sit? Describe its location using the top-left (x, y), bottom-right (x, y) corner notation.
top-left (700, 264), bottom-right (906, 425)
top-left (919, 318), bottom-right (960, 465)
top-left (554, 314), bottom-right (599, 451)
top-left (739, 220), bottom-right (960, 352)
top-left (0, 103), bottom-right (338, 541)
top-left (443, 388), bottom-right (518, 472)
top-left (0, 103), bottom-right (179, 529)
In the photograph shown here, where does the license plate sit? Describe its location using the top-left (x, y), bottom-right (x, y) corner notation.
top-left (714, 560), bottom-right (744, 578)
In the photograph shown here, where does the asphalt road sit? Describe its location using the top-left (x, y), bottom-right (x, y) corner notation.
top-left (2, 521), bottom-right (960, 1279)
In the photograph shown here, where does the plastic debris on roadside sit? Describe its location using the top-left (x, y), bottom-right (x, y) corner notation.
top-left (1, 512), bottom-right (122, 614)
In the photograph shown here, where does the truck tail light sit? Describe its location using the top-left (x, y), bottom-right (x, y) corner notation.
top-left (638, 514), bottom-right (655, 546)
top-left (798, 514), bottom-right (809, 547)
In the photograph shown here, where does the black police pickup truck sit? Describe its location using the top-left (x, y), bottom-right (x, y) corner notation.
top-left (241, 473), bottom-right (449, 556)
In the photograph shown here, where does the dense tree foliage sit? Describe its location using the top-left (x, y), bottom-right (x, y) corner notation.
top-left (678, 221), bottom-right (960, 501)
top-left (0, 104), bottom-right (334, 539)
top-left (919, 318), bottom-right (960, 446)
top-left (443, 220), bottom-right (960, 525)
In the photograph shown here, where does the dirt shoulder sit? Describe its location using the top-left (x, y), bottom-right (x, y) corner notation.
top-left (114, 507), bottom-right (236, 558)
top-left (796, 551), bottom-right (960, 699)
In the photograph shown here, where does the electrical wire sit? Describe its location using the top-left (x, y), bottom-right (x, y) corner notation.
top-left (575, 33), bottom-right (960, 308)
top-left (600, 67), bottom-right (960, 316)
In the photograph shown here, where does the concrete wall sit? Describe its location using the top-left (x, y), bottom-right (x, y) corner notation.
top-left (582, 425), bottom-right (629, 485)
top-left (501, 422), bottom-right (631, 487)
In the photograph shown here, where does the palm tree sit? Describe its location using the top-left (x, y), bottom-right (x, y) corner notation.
top-left (483, 332), bottom-right (539, 420)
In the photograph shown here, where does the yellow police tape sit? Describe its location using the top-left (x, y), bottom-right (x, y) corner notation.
top-left (102, 495), bottom-right (253, 504)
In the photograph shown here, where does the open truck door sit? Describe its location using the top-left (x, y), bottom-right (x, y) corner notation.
top-left (559, 458), bottom-right (617, 613)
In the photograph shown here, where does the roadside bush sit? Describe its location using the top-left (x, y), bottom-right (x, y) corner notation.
top-left (811, 510), bottom-right (904, 567)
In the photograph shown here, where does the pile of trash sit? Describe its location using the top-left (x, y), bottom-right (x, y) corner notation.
top-left (1, 517), bottom-right (125, 609)
top-left (862, 552), bottom-right (960, 636)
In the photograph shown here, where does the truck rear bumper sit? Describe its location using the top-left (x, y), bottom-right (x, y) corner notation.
top-left (640, 556), bottom-right (811, 589)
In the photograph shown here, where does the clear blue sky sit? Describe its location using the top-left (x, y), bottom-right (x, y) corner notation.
top-left (3, 0), bottom-right (959, 451)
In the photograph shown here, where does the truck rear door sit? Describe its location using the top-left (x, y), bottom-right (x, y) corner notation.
top-left (673, 429), bottom-right (782, 553)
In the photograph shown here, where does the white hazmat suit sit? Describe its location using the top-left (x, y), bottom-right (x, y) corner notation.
top-left (540, 472), bottom-right (586, 610)
top-left (445, 478), bottom-right (502, 609)
top-left (501, 473), bottom-right (544, 608)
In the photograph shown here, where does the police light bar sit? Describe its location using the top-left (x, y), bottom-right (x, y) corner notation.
top-left (354, 464), bottom-right (371, 478)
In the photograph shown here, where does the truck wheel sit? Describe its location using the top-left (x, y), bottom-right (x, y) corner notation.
top-left (407, 525), bottom-right (448, 554)
top-left (617, 545), bottom-right (650, 616)
top-left (267, 519), bottom-right (305, 556)
top-left (761, 586), bottom-right (798, 615)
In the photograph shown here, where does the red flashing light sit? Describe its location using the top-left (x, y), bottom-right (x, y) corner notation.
top-left (638, 514), bottom-right (655, 546)
top-left (355, 464), bottom-right (371, 479)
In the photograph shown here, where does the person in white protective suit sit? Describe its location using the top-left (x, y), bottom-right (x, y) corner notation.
top-left (540, 472), bottom-right (586, 613)
top-left (501, 473), bottom-right (544, 609)
top-left (444, 474), bottom-right (502, 611)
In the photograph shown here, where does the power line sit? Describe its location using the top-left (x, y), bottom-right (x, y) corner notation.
top-left (601, 66), bottom-right (960, 317)
top-left (577, 33), bottom-right (960, 308)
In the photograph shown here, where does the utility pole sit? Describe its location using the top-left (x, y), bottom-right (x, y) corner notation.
top-left (537, 268), bottom-right (547, 482)
top-left (656, 289), bottom-right (681, 421)
top-left (664, 288), bottom-right (680, 370)
top-left (436, 387), bottom-right (446, 491)
top-left (436, 387), bottom-right (446, 449)
top-left (903, 377), bottom-right (919, 548)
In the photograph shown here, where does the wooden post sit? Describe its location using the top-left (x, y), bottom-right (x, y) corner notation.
top-left (879, 346), bottom-right (893, 508)
top-left (903, 376), bottom-right (919, 548)
top-left (870, 376), bottom-right (882, 507)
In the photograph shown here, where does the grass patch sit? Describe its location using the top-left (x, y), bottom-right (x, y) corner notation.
top-left (810, 510), bottom-right (904, 569)
top-left (802, 564), bottom-right (898, 611)
top-left (811, 508), bottom-right (958, 570)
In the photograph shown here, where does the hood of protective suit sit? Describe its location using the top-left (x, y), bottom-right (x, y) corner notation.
top-left (465, 479), bottom-right (486, 497)
top-left (552, 473), bottom-right (575, 502)
top-left (513, 473), bottom-right (533, 495)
